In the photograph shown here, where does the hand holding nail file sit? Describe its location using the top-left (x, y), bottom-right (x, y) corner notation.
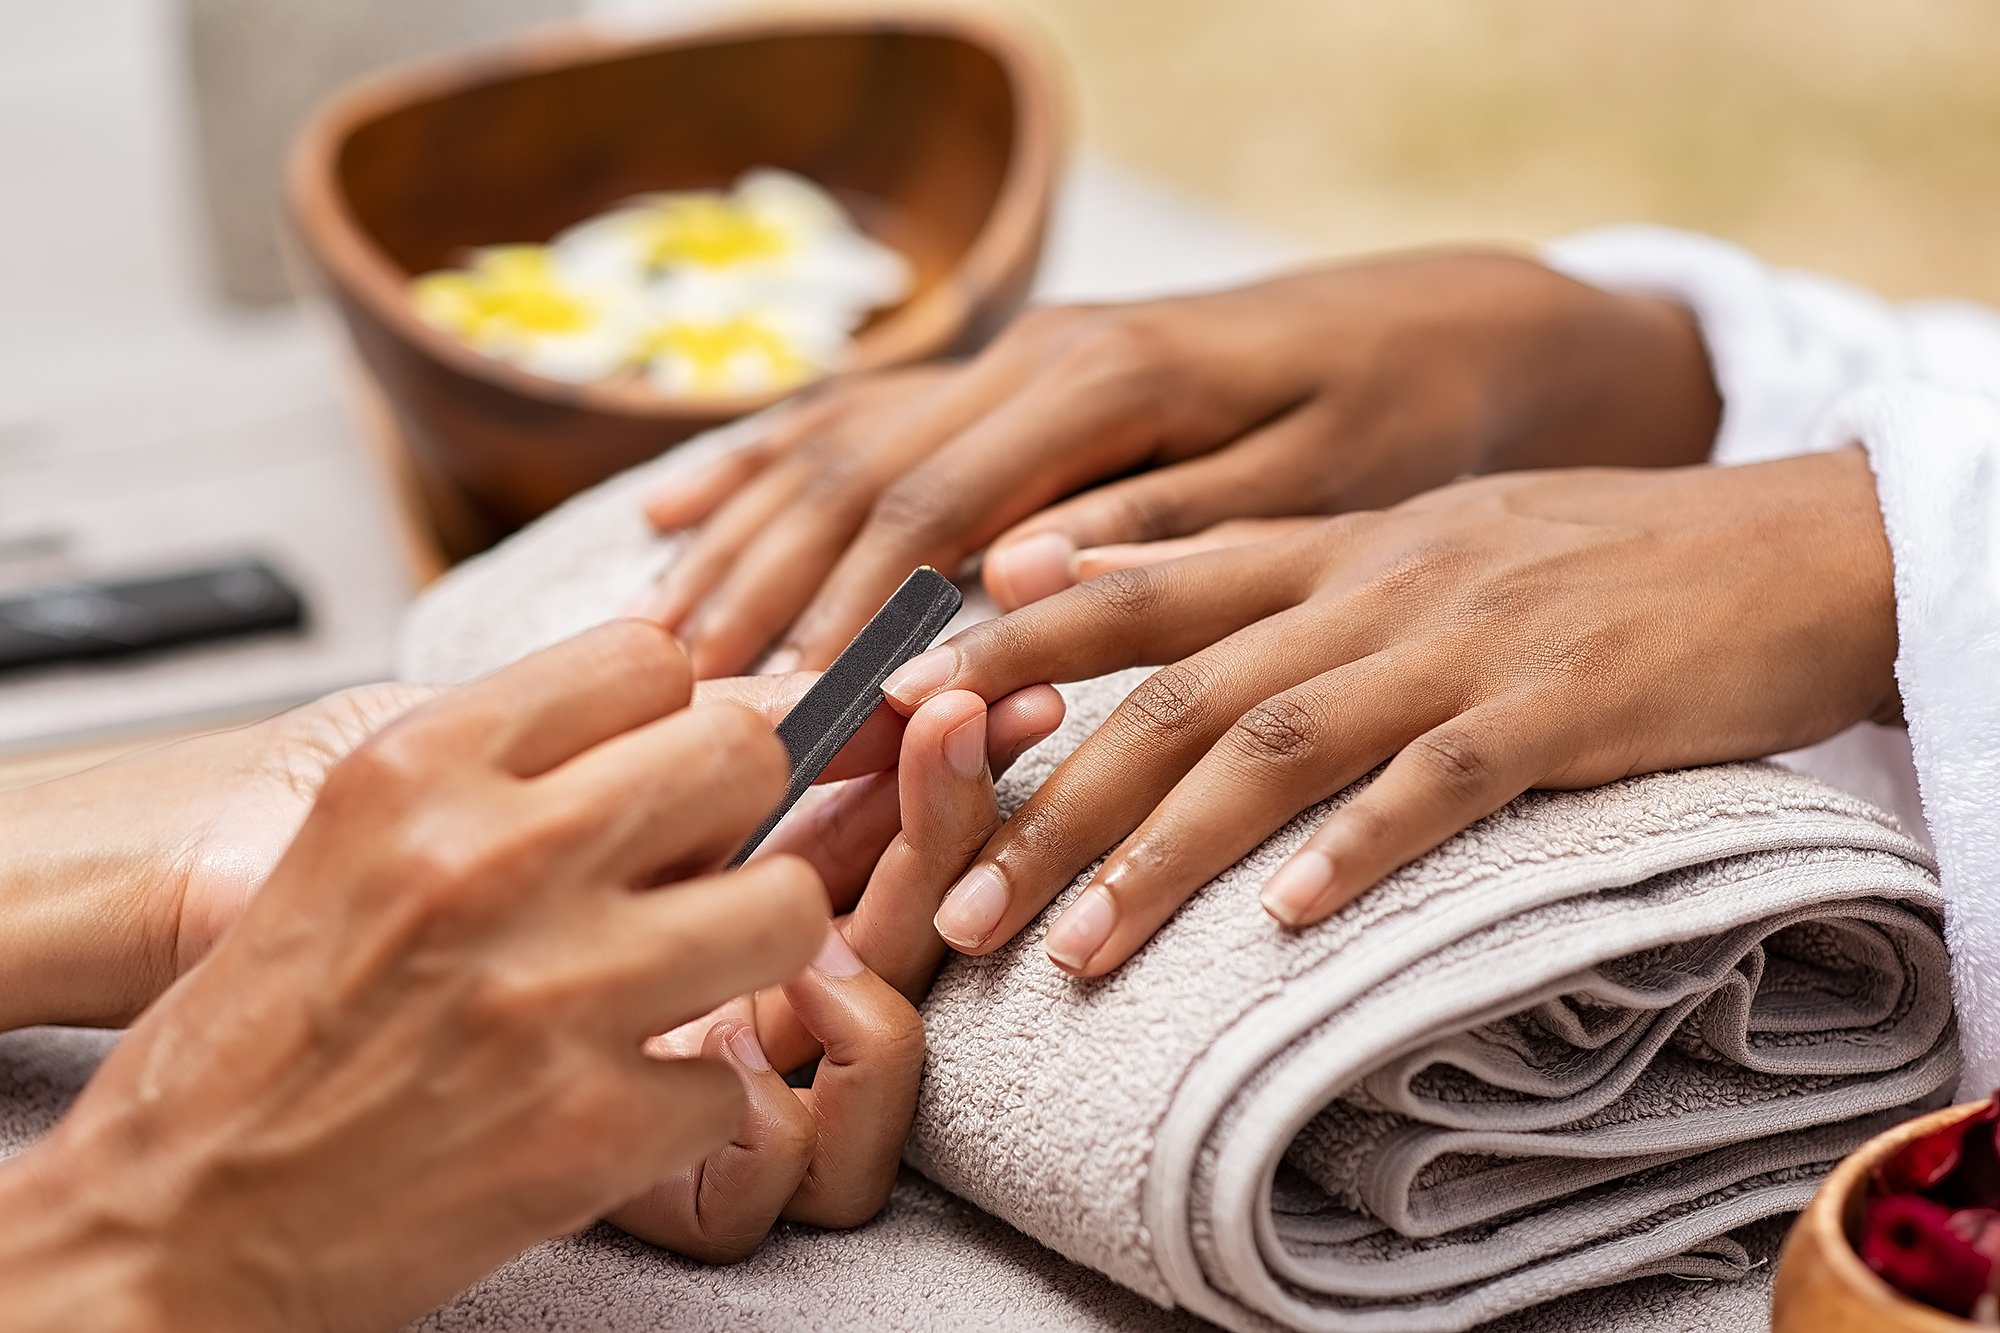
top-left (727, 567), bottom-right (962, 866)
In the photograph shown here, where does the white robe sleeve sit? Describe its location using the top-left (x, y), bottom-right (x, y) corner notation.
top-left (1545, 226), bottom-right (2000, 1093)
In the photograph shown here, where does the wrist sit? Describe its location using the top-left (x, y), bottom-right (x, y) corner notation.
top-left (0, 777), bottom-right (183, 1030)
top-left (1476, 258), bottom-right (1723, 474)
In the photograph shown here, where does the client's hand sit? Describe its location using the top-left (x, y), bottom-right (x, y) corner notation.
top-left (608, 684), bottom-right (1065, 1259)
top-left (633, 253), bottom-right (1720, 677)
top-left (0, 622), bottom-right (830, 1332)
top-left (879, 448), bottom-right (1901, 977)
top-left (0, 682), bottom-right (435, 1031)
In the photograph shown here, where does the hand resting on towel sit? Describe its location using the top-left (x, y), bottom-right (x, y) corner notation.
top-left (631, 251), bottom-right (1721, 677)
top-left (881, 447), bottom-right (1903, 978)
top-left (0, 621), bottom-right (1060, 1329)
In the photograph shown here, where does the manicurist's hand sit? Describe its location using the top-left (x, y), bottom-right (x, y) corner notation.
top-left (608, 683), bottom-right (1065, 1259)
top-left (880, 448), bottom-right (1901, 977)
top-left (0, 621), bottom-right (832, 1333)
top-left (633, 253), bottom-right (1721, 677)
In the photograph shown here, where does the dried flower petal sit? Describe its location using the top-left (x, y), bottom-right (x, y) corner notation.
top-left (1877, 1097), bottom-right (2000, 1198)
top-left (1864, 1194), bottom-right (1995, 1316)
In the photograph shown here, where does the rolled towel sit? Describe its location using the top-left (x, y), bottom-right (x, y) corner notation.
top-left (911, 669), bottom-right (1950, 1331)
top-left (398, 435), bottom-right (1953, 1331)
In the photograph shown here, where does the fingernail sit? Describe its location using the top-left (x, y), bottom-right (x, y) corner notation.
top-left (761, 647), bottom-right (802, 676)
top-left (621, 581), bottom-right (676, 622)
top-left (811, 925), bottom-right (864, 978)
top-left (1260, 849), bottom-right (1335, 928)
top-left (1044, 887), bottom-right (1115, 972)
top-left (725, 1023), bottom-right (772, 1072)
top-left (934, 864), bottom-right (1008, 950)
top-left (942, 711), bottom-right (987, 780)
top-left (883, 646), bottom-right (957, 706)
top-left (986, 532), bottom-right (1077, 608)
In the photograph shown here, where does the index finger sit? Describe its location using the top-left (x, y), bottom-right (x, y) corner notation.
top-left (880, 533), bottom-right (1323, 712)
top-left (393, 619), bottom-right (693, 778)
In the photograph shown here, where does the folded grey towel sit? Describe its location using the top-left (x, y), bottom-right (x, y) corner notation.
top-left (395, 433), bottom-right (1953, 1332)
top-left (0, 1027), bottom-right (1781, 1333)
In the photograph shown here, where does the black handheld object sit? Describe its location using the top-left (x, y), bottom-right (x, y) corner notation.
top-left (0, 559), bottom-right (306, 673)
top-left (728, 567), bottom-right (963, 866)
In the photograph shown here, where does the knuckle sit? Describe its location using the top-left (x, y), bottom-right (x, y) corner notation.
top-left (333, 718), bottom-right (447, 799)
top-left (763, 1106), bottom-right (819, 1171)
top-left (1120, 660), bottom-right (1222, 744)
top-left (464, 961), bottom-right (571, 1038)
top-left (1051, 313), bottom-right (1171, 394)
top-left (1229, 696), bottom-right (1324, 768)
top-left (874, 1003), bottom-right (928, 1075)
top-left (1082, 563), bottom-right (1165, 620)
top-left (1012, 302), bottom-right (1093, 341)
top-left (794, 445), bottom-right (878, 513)
top-left (1099, 484), bottom-right (1186, 544)
top-left (1405, 729), bottom-right (1494, 799)
top-left (867, 471), bottom-right (963, 548)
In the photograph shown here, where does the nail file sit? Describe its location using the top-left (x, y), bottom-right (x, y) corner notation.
top-left (728, 566), bottom-right (962, 867)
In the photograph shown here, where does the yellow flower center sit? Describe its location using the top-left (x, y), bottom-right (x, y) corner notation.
top-left (639, 316), bottom-right (812, 394)
top-left (628, 196), bottom-right (789, 270)
top-left (411, 246), bottom-right (593, 341)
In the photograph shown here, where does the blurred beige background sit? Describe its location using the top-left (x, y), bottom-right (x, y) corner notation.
top-left (773, 0), bottom-right (2000, 305)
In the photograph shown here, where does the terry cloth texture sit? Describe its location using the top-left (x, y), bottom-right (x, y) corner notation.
top-left (395, 432), bottom-right (1955, 1331)
top-left (0, 1026), bottom-right (1783, 1333)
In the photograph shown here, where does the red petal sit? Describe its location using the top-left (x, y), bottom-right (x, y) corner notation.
top-left (1864, 1194), bottom-right (1995, 1316)
top-left (1878, 1097), bottom-right (2000, 1198)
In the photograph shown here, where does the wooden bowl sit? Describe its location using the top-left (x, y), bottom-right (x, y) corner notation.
top-left (289, 10), bottom-right (1060, 557)
top-left (1773, 1100), bottom-right (1989, 1332)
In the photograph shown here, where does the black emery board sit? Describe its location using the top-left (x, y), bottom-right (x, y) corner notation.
top-left (728, 566), bottom-right (962, 866)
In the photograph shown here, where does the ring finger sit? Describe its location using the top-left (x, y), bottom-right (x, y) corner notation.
top-left (1041, 649), bottom-right (1456, 976)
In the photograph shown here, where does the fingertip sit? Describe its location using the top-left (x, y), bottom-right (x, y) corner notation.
top-left (722, 1021), bottom-right (774, 1074)
top-left (881, 645), bottom-right (960, 708)
top-left (933, 863), bottom-right (1009, 953)
top-left (1043, 886), bottom-right (1116, 974)
top-left (1258, 847), bottom-right (1353, 928)
top-left (661, 1055), bottom-right (748, 1150)
top-left (737, 853), bottom-right (834, 967)
top-left (984, 531), bottom-right (1079, 610)
top-left (809, 923), bottom-right (866, 979)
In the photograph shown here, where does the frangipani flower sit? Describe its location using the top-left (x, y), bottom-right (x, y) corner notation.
top-left (410, 170), bottom-right (910, 399)
top-left (410, 245), bottom-right (643, 384)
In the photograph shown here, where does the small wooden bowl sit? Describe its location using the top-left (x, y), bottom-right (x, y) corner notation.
top-left (1773, 1101), bottom-right (1989, 1332)
top-left (289, 10), bottom-right (1060, 557)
